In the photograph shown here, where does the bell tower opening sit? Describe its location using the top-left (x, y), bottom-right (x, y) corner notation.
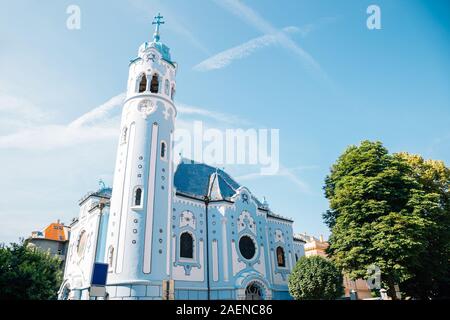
top-left (150, 74), bottom-right (159, 93)
top-left (138, 75), bottom-right (147, 93)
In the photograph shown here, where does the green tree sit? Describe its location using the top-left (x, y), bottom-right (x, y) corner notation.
top-left (395, 153), bottom-right (450, 299)
top-left (323, 141), bottom-right (449, 299)
top-left (288, 256), bottom-right (344, 300)
top-left (0, 242), bottom-right (63, 300)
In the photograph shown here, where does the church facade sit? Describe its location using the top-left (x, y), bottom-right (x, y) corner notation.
top-left (59, 15), bottom-right (305, 300)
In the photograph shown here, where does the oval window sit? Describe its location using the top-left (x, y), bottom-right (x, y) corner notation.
top-left (239, 235), bottom-right (256, 260)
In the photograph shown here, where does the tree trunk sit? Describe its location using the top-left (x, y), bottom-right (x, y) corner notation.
top-left (387, 279), bottom-right (399, 300)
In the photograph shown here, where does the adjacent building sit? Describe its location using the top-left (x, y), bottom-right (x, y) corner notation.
top-left (27, 220), bottom-right (70, 267)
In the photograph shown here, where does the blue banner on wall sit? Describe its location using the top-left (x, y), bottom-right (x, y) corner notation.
top-left (91, 263), bottom-right (108, 286)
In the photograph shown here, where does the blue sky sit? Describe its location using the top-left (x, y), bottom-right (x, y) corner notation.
top-left (0, 0), bottom-right (449, 243)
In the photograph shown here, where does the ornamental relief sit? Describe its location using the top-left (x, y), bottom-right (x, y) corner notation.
top-left (237, 210), bottom-right (256, 235)
top-left (274, 229), bottom-right (284, 243)
top-left (180, 210), bottom-right (196, 230)
top-left (145, 52), bottom-right (157, 63)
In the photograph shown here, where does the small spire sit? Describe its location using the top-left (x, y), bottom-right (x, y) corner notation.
top-left (98, 179), bottom-right (106, 190)
top-left (152, 13), bottom-right (165, 42)
top-left (263, 196), bottom-right (269, 208)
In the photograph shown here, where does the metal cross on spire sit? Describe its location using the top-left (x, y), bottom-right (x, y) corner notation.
top-left (152, 13), bottom-right (165, 42)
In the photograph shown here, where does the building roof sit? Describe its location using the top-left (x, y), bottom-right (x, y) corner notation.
top-left (293, 234), bottom-right (307, 243)
top-left (295, 233), bottom-right (327, 244)
top-left (30, 221), bottom-right (69, 242)
top-left (173, 159), bottom-right (293, 222)
top-left (174, 159), bottom-right (240, 200)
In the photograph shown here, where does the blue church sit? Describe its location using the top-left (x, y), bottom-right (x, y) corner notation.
top-left (59, 14), bottom-right (305, 300)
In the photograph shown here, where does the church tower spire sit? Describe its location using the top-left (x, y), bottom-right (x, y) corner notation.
top-left (104, 13), bottom-right (177, 291)
top-left (152, 13), bottom-right (165, 42)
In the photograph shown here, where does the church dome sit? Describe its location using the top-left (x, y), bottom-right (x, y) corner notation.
top-left (138, 40), bottom-right (172, 63)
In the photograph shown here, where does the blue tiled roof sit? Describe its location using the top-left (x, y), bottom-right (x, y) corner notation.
top-left (174, 160), bottom-right (240, 199)
top-left (172, 161), bottom-right (293, 221)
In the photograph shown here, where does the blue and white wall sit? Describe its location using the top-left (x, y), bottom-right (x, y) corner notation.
top-left (171, 186), bottom-right (301, 300)
top-left (58, 191), bottom-right (110, 300)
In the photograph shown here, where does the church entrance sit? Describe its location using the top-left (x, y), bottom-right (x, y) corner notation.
top-left (245, 282), bottom-right (264, 300)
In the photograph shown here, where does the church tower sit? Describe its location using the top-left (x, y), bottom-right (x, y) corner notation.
top-left (104, 14), bottom-right (177, 296)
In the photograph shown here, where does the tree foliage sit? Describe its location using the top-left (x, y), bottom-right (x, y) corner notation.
top-left (323, 140), bottom-right (450, 299)
top-left (0, 242), bottom-right (63, 300)
top-left (395, 152), bottom-right (450, 298)
top-left (288, 255), bottom-right (343, 300)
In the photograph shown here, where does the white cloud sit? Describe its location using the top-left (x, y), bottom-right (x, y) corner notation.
top-left (0, 92), bottom-right (52, 135)
top-left (0, 93), bottom-right (48, 122)
top-left (193, 26), bottom-right (299, 71)
top-left (69, 93), bottom-right (126, 128)
top-left (0, 123), bottom-right (119, 150)
top-left (0, 93), bottom-right (125, 150)
top-left (0, 90), bottom-right (309, 192)
top-left (0, 92), bottom-right (252, 150)
top-left (214, 0), bottom-right (328, 79)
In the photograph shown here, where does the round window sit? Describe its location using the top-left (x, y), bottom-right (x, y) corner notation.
top-left (239, 235), bottom-right (256, 260)
top-left (77, 230), bottom-right (87, 257)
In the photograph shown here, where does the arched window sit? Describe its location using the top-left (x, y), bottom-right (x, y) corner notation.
top-left (77, 230), bottom-right (87, 257)
top-left (150, 74), bottom-right (159, 93)
top-left (138, 74), bottom-right (147, 93)
top-left (276, 246), bottom-right (285, 267)
top-left (108, 246), bottom-right (114, 268)
top-left (164, 79), bottom-right (170, 95)
top-left (160, 141), bottom-right (167, 159)
top-left (295, 253), bottom-right (299, 262)
top-left (171, 85), bottom-right (176, 100)
top-left (180, 232), bottom-right (193, 259)
top-left (134, 187), bottom-right (142, 206)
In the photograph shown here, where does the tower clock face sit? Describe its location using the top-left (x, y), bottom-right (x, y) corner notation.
top-left (138, 99), bottom-right (155, 118)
